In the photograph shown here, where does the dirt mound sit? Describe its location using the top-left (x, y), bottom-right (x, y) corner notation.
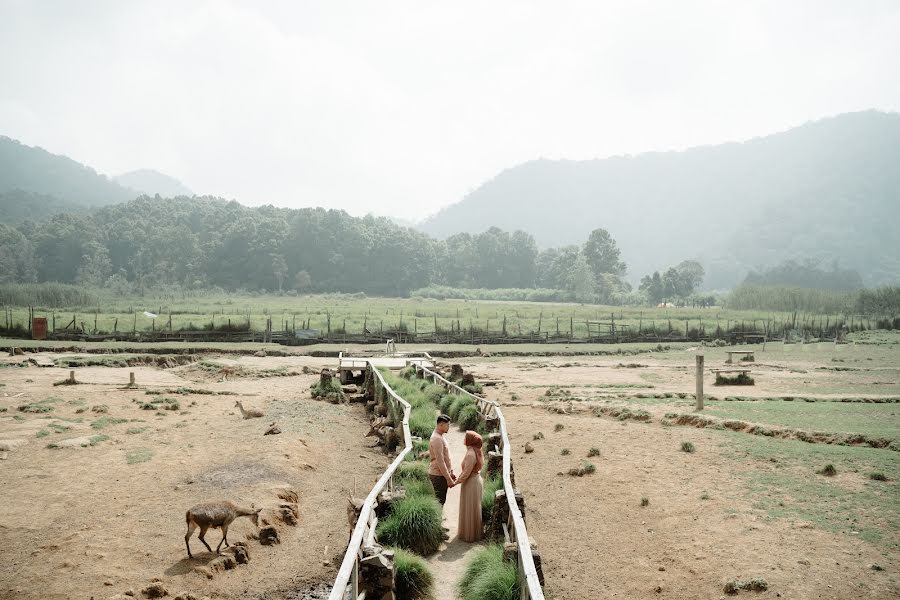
top-left (663, 412), bottom-right (899, 450)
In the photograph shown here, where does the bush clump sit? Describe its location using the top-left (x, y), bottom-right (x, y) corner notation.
top-left (396, 460), bottom-right (430, 484)
top-left (681, 441), bottom-right (696, 453)
top-left (817, 464), bottom-right (837, 476)
top-left (392, 547), bottom-right (434, 599)
top-left (457, 404), bottom-right (481, 431)
top-left (448, 396), bottom-right (475, 421)
top-left (568, 462), bottom-right (596, 477)
top-left (481, 476), bottom-right (504, 525)
top-left (459, 544), bottom-right (519, 600)
top-left (376, 495), bottom-right (444, 557)
top-left (869, 472), bottom-right (888, 481)
top-left (310, 374), bottom-right (344, 401)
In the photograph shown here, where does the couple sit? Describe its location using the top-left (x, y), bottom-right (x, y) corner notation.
top-left (428, 414), bottom-right (483, 543)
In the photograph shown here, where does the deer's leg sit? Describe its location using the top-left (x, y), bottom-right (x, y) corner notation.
top-left (185, 521), bottom-right (198, 558)
top-left (216, 524), bottom-right (230, 552)
top-left (198, 525), bottom-right (213, 553)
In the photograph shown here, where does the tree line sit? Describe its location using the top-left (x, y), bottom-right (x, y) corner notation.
top-left (1, 196), bottom-right (699, 301)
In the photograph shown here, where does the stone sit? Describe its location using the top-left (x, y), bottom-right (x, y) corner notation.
top-left (209, 555), bottom-right (236, 571)
top-left (173, 594), bottom-right (201, 600)
top-left (253, 350), bottom-right (267, 357)
top-left (125, 590), bottom-right (135, 597)
top-left (259, 526), bottom-right (280, 545)
top-left (524, 442), bottom-right (534, 453)
top-left (226, 543), bottom-right (250, 564)
top-left (278, 503), bottom-right (299, 526)
top-left (264, 422), bottom-right (282, 435)
top-left (191, 567), bottom-right (213, 580)
top-left (140, 582), bottom-right (168, 598)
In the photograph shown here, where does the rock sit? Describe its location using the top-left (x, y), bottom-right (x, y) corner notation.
top-left (253, 350), bottom-right (267, 357)
top-left (264, 422), bottom-right (282, 435)
top-left (125, 590), bottom-right (135, 597)
top-left (173, 594), bottom-right (200, 600)
top-left (870, 564), bottom-right (884, 571)
top-left (341, 385), bottom-right (358, 394)
top-left (226, 542), bottom-right (250, 564)
top-left (191, 567), bottom-right (213, 580)
top-left (279, 503), bottom-right (299, 526)
top-left (655, 586), bottom-right (663, 593)
top-left (141, 582), bottom-right (168, 598)
top-left (276, 488), bottom-right (299, 503)
top-left (104, 580), bottom-right (114, 586)
top-left (209, 555), bottom-right (236, 571)
top-left (524, 442), bottom-right (534, 453)
top-left (259, 526), bottom-right (280, 545)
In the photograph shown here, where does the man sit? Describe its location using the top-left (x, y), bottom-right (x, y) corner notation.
top-left (428, 414), bottom-right (456, 507)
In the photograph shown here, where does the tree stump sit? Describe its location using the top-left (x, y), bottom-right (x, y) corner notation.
top-left (450, 364), bottom-right (464, 381)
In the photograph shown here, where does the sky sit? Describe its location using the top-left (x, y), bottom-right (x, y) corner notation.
top-left (2, 0), bottom-right (899, 219)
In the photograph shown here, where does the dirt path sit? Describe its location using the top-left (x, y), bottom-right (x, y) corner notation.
top-left (428, 429), bottom-right (482, 600)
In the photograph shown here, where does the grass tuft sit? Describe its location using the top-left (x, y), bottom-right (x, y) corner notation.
top-left (392, 547), bottom-right (434, 600)
top-left (376, 494), bottom-right (443, 556)
top-left (681, 441), bottom-right (696, 453)
top-left (459, 544), bottom-right (519, 600)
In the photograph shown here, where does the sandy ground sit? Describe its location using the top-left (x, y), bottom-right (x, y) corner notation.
top-left (441, 351), bottom-right (900, 600)
top-left (0, 354), bottom-right (388, 600)
top-left (427, 429), bottom-right (484, 600)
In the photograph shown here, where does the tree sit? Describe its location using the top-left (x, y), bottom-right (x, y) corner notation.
top-left (639, 271), bottom-right (664, 304)
top-left (271, 253), bottom-right (288, 293)
top-left (674, 260), bottom-right (705, 295)
top-left (582, 228), bottom-right (626, 279)
top-left (567, 254), bottom-right (597, 303)
top-left (293, 270), bottom-right (312, 292)
top-left (76, 241), bottom-right (112, 287)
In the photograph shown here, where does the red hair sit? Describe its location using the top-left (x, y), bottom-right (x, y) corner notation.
top-left (464, 431), bottom-right (485, 472)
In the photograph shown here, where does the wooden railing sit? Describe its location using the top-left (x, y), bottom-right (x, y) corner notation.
top-left (412, 363), bottom-right (545, 600)
top-left (328, 364), bottom-right (412, 600)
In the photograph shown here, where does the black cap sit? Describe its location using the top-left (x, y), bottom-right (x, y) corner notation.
top-left (436, 414), bottom-right (451, 424)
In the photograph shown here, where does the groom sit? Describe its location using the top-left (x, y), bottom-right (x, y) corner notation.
top-left (428, 414), bottom-right (456, 507)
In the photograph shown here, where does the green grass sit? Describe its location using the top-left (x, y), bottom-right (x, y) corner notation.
top-left (482, 476), bottom-right (503, 525)
top-left (457, 404), bottom-right (481, 431)
top-left (459, 544), bottom-right (519, 600)
top-left (17, 397), bottom-right (63, 413)
top-left (714, 429), bottom-right (900, 549)
top-left (396, 460), bottom-right (430, 484)
top-left (704, 401), bottom-right (900, 439)
top-left (126, 447), bottom-right (153, 464)
top-left (391, 547), bottom-right (434, 600)
top-left (91, 416), bottom-right (129, 430)
top-left (376, 494), bottom-right (444, 556)
top-left (84, 434), bottom-right (109, 447)
top-left (126, 426), bottom-right (148, 434)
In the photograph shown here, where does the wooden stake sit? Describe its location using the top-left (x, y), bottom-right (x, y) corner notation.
top-left (695, 355), bottom-right (704, 410)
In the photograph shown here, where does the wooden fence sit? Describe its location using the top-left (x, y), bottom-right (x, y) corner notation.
top-left (329, 364), bottom-right (412, 600)
top-left (412, 363), bottom-right (545, 600)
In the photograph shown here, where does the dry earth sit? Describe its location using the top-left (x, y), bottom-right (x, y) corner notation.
top-left (445, 348), bottom-right (900, 600)
top-left (0, 353), bottom-right (388, 600)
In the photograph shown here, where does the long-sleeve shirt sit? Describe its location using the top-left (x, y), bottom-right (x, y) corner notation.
top-left (456, 447), bottom-right (482, 485)
top-left (428, 430), bottom-right (453, 482)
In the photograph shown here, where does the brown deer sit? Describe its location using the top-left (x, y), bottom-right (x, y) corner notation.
top-left (234, 400), bottom-right (264, 419)
top-left (184, 500), bottom-right (261, 558)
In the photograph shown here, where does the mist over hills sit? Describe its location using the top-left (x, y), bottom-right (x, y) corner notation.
top-left (0, 136), bottom-right (188, 224)
top-left (420, 111), bottom-right (900, 288)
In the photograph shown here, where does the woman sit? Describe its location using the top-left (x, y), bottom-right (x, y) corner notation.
top-left (456, 430), bottom-right (484, 542)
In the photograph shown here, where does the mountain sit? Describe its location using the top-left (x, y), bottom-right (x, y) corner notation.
top-left (0, 136), bottom-right (135, 207)
top-left (115, 169), bottom-right (192, 198)
top-left (0, 136), bottom-right (191, 224)
top-left (419, 110), bottom-right (900, 288)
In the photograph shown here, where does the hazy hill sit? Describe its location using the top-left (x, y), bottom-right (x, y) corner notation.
top-left (420, 111), bottom-right (900, 287)
top-left (115, 169), bottom-right (192, 198)
top-left (0, 136), bottom-right (189, 224)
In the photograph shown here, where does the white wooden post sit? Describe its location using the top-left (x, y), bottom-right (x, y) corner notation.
top-left (695, 355), bottom-right (704, 410)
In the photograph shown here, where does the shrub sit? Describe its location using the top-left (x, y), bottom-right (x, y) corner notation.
top-left (568, 462), bottom-right (596, 477)
top-left (439, 394), bottom-right (456, 413)
top-left (869, 472), bottom-right (888, 481)
top-left (640, 497), bottom-right (649, 507)
top-left (459, 544), bottom-right (519, 600)
top-left (482, 476), bottom-right (504, 525)
top-left (403, 479), bottom-right (435, 498)
top-left (561, 448), bottom-right (570, 456)
top-left (398, 366), bottom-right (416, 380)
top-left (409, 406), bottom-right (437, 438)
top-left (376, 495), bottom-right (443, 556)
top-left (396, 460), bottom-right (430, 484)
top-left (681, 441), bottom-right (695, 453)
top-left (554, 423), bottom-right (564, 432)
top-left (405, 438), bottom-right (430, 462)
top-left (392, 547), bottom-right (434, 600)
top-left (533, 432), bottom-right (544, 441)
top-left (588, 447), bottom-right (600, 457)
top-left (817, 464), bottom-right (837, 476)
top-left (311, 374), bottom-right (344, 401)
top-left (448, 396), bottom-right (475, 421)
top-left (457, 404), bottom-right (481, 431)
top-left (424, 385), bottom-right (446, 405)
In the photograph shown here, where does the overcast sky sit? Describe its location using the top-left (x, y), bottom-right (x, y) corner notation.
top-left (2, 0), bottom-right (899, 219)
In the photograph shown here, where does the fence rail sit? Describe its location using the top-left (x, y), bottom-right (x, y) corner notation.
top-left (329, 364), bottom-right (412, 600)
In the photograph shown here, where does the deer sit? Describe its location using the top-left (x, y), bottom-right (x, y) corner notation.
top-left (185, 500), bottom-right (261, 558)
top-left (235, 400), bottom-right (264, 419)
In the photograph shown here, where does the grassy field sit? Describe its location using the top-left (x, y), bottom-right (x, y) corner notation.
top-left (0, 289), bottom-right (869, 338)
top-left (705, 401), bottom-right (900, 438)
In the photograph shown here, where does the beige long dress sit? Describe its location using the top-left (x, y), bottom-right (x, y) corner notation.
top-left (456, 446), bottom-right (484, 542)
